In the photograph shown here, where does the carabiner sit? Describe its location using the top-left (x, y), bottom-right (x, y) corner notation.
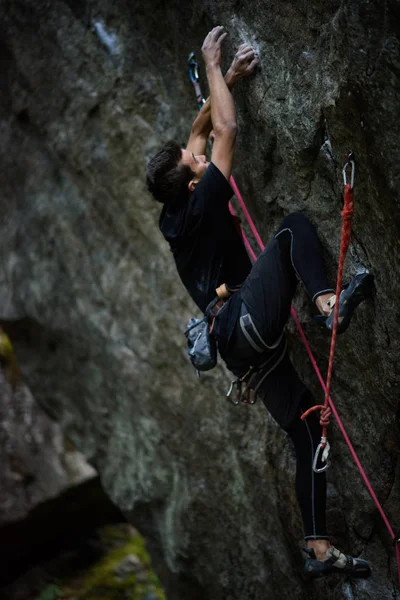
top-left (241, 387), bottom-right (257, 405)
top-left (312, 438), bottom-right (331, 473)
top-left (342, 152), bottom-right (355, 189)
top-left (188, 52), bottom-right (205, 107)
top-left (226, 379), bottom-right (241, 405)
top-left (188, 52), bottom-right (199, 82)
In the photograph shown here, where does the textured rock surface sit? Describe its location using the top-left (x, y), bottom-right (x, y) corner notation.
top-left (0, 364), bottom-right (96, 527)
top-left (0, 0), bottom-right (399, 598)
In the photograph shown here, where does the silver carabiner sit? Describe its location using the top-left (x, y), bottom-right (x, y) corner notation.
top-left (342, 152), bottom-right (355, 189)
top-left (241, 387), bottom-right (257, 405)
top-left (226, 379), bottom-right (241, 405)
top-left (187, 52), bottom-right (199, 80)
top-left (312, 438), bottom-right (331, 473)
top-left (188, 52), bottom-right (205, 106)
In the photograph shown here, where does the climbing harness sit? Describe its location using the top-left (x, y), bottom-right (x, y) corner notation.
top-left (226, 335), bottom-right (287, 405)
top-left (301, 153), bottom-right (355, 473)
top-left (226, 368), bottom-right (257, 405)
top-left (187, 54), bottom-right (400, 584)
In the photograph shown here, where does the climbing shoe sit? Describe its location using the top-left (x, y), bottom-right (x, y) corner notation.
top-left (314, 272), bottom-right (374, 335)
top-left (303, 546), bottom-right (371, 579)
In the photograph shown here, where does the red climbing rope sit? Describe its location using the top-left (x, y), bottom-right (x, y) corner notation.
top-left (187, 55), bottom-right (400, 583)
top-left (231, 155), bottom-right (400, 587)
top-left (300, 153), bottom-right (355, 470)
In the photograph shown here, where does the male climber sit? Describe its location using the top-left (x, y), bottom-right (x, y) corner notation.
top-left (146, 26), bottom-right (372, 578)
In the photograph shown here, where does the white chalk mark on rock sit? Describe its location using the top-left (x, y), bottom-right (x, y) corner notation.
top-left (92, 20), bottom-right (120, 56)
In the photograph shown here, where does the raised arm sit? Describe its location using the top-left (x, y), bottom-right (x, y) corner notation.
top-left (186, 42), bottom-right (258, 158)
top-left (201, 26), bottom-right (237, 180)
top-left (200, 28), bottom-right (259, 180)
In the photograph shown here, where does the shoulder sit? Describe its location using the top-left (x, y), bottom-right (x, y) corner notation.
top-left (159, 197), bottom-right (188, 242)
top-left (194, 162), bottom-right (233, 208)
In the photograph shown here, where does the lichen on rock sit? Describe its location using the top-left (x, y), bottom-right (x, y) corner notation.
top-left (60, 524), bottom-right (165, 600)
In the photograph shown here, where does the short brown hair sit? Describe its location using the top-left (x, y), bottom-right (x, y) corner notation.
top-left (146, 141), bottom-right (194, 204)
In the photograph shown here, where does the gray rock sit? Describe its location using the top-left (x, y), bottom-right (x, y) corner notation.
top-left (0, 366), bottom-right (96, 526)
top-left (113, 553), bottom-right (143, 579)
top-left (0, 1), bottom-right (399, 599)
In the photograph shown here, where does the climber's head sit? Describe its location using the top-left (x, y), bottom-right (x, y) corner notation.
top-left (146, 141), bottom-right (209, 204)
top-left (180, 148), bottom-right (209, 190)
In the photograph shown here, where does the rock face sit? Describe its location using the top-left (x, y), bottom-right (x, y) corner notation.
top-left (0, 362), bottom-right (99, 584)
top-left (0, 1), bottom-right (399, 598)
top-left (0, 361), bottom-right (96, 529)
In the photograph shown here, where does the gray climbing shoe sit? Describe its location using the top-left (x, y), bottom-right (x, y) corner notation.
top-left (303, 546), bottom-right (371, 578)
top-left (314, 272), bottom-right (374, 335)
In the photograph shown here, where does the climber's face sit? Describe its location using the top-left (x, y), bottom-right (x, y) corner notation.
top-left (180, 148), bottom-right (210, 193)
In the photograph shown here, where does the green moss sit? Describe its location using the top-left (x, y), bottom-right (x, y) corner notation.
top-left (60, 525), bottom-right (166, 600)
top-left (35, 585), bottom-right (62, 600)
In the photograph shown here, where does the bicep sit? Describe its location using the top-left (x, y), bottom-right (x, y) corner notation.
top-left (210, 128), bottom-right (237, 181)
top-left (186, 132), bottom-right (208, 156)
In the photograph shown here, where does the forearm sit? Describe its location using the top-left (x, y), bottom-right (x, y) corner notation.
top-left (206, 64), bottom-right (236, 134)
top-left (191, 68), bottom-right (237, 136)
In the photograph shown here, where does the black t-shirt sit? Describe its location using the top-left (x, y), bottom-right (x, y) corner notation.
top-left (159, 163), bottom-right (252, 349)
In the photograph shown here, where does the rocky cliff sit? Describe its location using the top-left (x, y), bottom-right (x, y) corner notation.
top-left (0, 0), bottom-right (399, 598)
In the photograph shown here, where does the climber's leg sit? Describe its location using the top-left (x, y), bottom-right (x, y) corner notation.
top-left (240, 212), bottom-right (334, 347)
top-left (285, 393), bottom-right (371, 578)
top-left (274, 212), bottom-right (335, 306)
top-left (273, 212), bottom-right (374, 335)
top-left (258, 357), bottom-right (371, 578)
top-left (270, 365), bottom-right (328, 538)
top-left (315, 293), bottom-right (336, 316)
top-left (284, 401), bottom-right (328, 541)
top-left (248, 213), bottom-right (373, 333)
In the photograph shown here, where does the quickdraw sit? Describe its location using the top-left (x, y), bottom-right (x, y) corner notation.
top-left (188, 52), bottom-right (205, 110)
top-left (226, 368), bottom-right (257, 405)
top-left (301, 152), bottom-right (355, 473)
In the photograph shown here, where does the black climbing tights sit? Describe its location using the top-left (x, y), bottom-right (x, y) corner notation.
top-left (231, 212), bottom-right (336, 538)
top-left (240, 212), bottom-right (335, 348)
top-left (274, 213), bottom-right (332, 538)
top-left (253, 350), bottom-right (329, 539)
top-left (284, 391), bottom-right (328, 540)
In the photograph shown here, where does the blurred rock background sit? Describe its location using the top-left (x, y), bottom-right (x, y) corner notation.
top-left (0, 1), bottom-right (399, 598)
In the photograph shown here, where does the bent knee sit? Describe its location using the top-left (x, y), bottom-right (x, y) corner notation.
top-left (276, 212), bottom-right (314, 236)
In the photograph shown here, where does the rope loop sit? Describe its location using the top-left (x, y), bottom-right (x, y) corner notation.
top-left (319, 405), bottom-right (332, 427)
top-left (341, 202), bottom-right (354, 220)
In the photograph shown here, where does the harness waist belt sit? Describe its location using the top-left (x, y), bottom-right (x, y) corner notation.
top-left (210, 298), bottom-right (227, 316)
